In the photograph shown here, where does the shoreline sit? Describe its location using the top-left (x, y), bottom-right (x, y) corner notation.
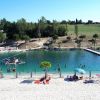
top-left (0, 47), bottom-right (42, 53)
top-left (0, 47), bottom-right (90, 53)
top-left (1, 72), bottom-right (99, 79)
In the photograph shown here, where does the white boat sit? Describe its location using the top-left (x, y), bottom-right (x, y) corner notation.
top-left (3, 58), bottom-right (25, 65)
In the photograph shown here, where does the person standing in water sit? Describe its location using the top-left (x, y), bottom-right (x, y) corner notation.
top-left (57, 64), bottom-right (61, 78)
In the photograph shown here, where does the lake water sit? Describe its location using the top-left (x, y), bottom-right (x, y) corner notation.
top-left (0, 49), bottom-right (100, 74)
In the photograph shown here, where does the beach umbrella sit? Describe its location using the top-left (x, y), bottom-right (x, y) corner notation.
top-left (74, 68), bottom-right (86, 74)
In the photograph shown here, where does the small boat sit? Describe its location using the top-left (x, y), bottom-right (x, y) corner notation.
top-left (7, 61), bottom-right (25, 65)
top-left (4, 58), bottom-right (25, 65)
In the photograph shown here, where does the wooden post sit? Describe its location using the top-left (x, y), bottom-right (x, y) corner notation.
top-left (58, 64), bottom-right (62, 78)
top-left (89, 71), bottom-right (91, 79)
top-left (16, 72), bottom-right (18, 78)
top-left (30, 72), bottom-right (32, 78)
top-left (59, 70), bottom-right (62, 78)
top-left (74, 71), bottom-right (76, 76)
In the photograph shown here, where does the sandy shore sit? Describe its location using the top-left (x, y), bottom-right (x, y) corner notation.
top-left (0, 74), bottom-right (100, 100)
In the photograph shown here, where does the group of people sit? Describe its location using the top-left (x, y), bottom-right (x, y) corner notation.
top-left (64, 74), bottom-right (83, 81)
top-left (4, 57), bottom-right (19, 65)
top-left (34, 75), bottom-right (51, 84)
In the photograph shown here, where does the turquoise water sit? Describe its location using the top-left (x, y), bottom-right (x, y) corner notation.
top-left (0, 49), bottom-right (100, 74)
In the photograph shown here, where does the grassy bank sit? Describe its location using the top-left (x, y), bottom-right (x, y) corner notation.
top-left (67, 24), bottom-right (100, 37)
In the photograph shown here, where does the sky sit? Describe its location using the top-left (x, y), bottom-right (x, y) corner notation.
top-left (0, 0), bottom-right (100, 22)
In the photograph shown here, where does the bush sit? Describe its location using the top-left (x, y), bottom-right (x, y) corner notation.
top-left (62, 40), bottom-right (68, 43)
top-left (52, 34), bottom-right (58, 40)
top-left (67, 36), bottom-right (71, 40)
top-left (79, 35), bottom-right (86, 39)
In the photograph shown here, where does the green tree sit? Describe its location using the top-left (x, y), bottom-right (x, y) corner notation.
top-left (25, 22), bottom-right (36, 38)
top-left (88, 39), bottom-right (95, 48)
top-left (21, 34), bottom-right (30, 41)
top-left (75, 19), bottom-right (78, 38)
top-left (75, 24), bottom-right (78, 38)
top-left (5, 22), bottom-right (19, 39)
top-left (65, 23), bottom-right (68, 35)
top-left (52, 20), bottom-right (59, 35)
top-left (58, 25), bottom-right (66, 36)
top-left (40, 61), bottom-right (51, 78)
top-left (45, 25), bottom-right (53, 37)
top-left (13, 34), bottom-right (20, 41)
top-left (93, 34), bottom-right (98, 42)
top-left (39, 16), bottom-right (47, 37)
top-left (0, 32), bottom-right (6, 42)
top-left (38, 19), bottom-right (41, 40)
top-left (75, 39), bottom-right (82, 48)
top-left (0, 18), bottom-right (7, 30)
top-left (17, 18), bottom-right (27, 37)
top-left (52, 34), bottom-right (58, 43)
top-left (93, 34), bottom-right (99, 49)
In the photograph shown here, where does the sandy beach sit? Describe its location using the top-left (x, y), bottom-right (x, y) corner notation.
top-left (0, 74), bottom-right (100, 100)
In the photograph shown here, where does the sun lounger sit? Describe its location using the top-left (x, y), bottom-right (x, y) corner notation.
top-left (20, 80), bottom-right (33, 84)
top-left (83, 80), bottom-right (94, 84)
top-left (83, 79), bottom-right (100, 84)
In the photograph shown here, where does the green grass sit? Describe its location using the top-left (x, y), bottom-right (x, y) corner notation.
top-left (67, 24), bottom-right (100, 38)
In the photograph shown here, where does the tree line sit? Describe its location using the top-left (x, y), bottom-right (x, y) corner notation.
top-left (0, 17), bottom-right (99, 42)
top-left (0, 17), bottom-right (68, 41)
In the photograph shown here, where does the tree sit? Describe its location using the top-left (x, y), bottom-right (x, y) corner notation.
top-left (52, 20), bottom-right (59, 35)
top-left (60, 20), bottom-right (67, 24)
top-left (21, 34), bottom-right (30, 41)
top-left (0, 32), bottom-right (6, 42)
top-left (75, 39), bottom-right (82, 48)
top-left (87, 20), bottom-right (93, 24)
top-left (75, 19), bottom-right (78, 38)
top-left (93, 34), bottom-right (99, 49)
top-left (25, 22), bottom-right (36, 38)
top-left (0, 18), bottom-right (7, 30)
top-left (58, 25), bottom-right (66, 36)
top-left (78, 35), bottom-right (86, 47)
top-left (40, 61), bottom-right (51, 78)
top-left (52, 34), bottom-right (58, 43)
top-left (88, 39), bottom-right (96, 49)
top-left (13, 34), bottom-right (20, 41)
top-left (38, 19), bottom-right (41, 40)
top-left (93, 34), bottom-right (98, 42)
top-left (39, 16), bottom-right (47, 37)
top-left (17, 18), bottom-right (27, 37)
top-left (4, 22), bottom-right (19, 39)
top-left (44, 25), bottom-right (53, 37)
top-left (65, 23), bottom-right (68, 35)
top-left (21, 35), bottom-right (30, 49)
